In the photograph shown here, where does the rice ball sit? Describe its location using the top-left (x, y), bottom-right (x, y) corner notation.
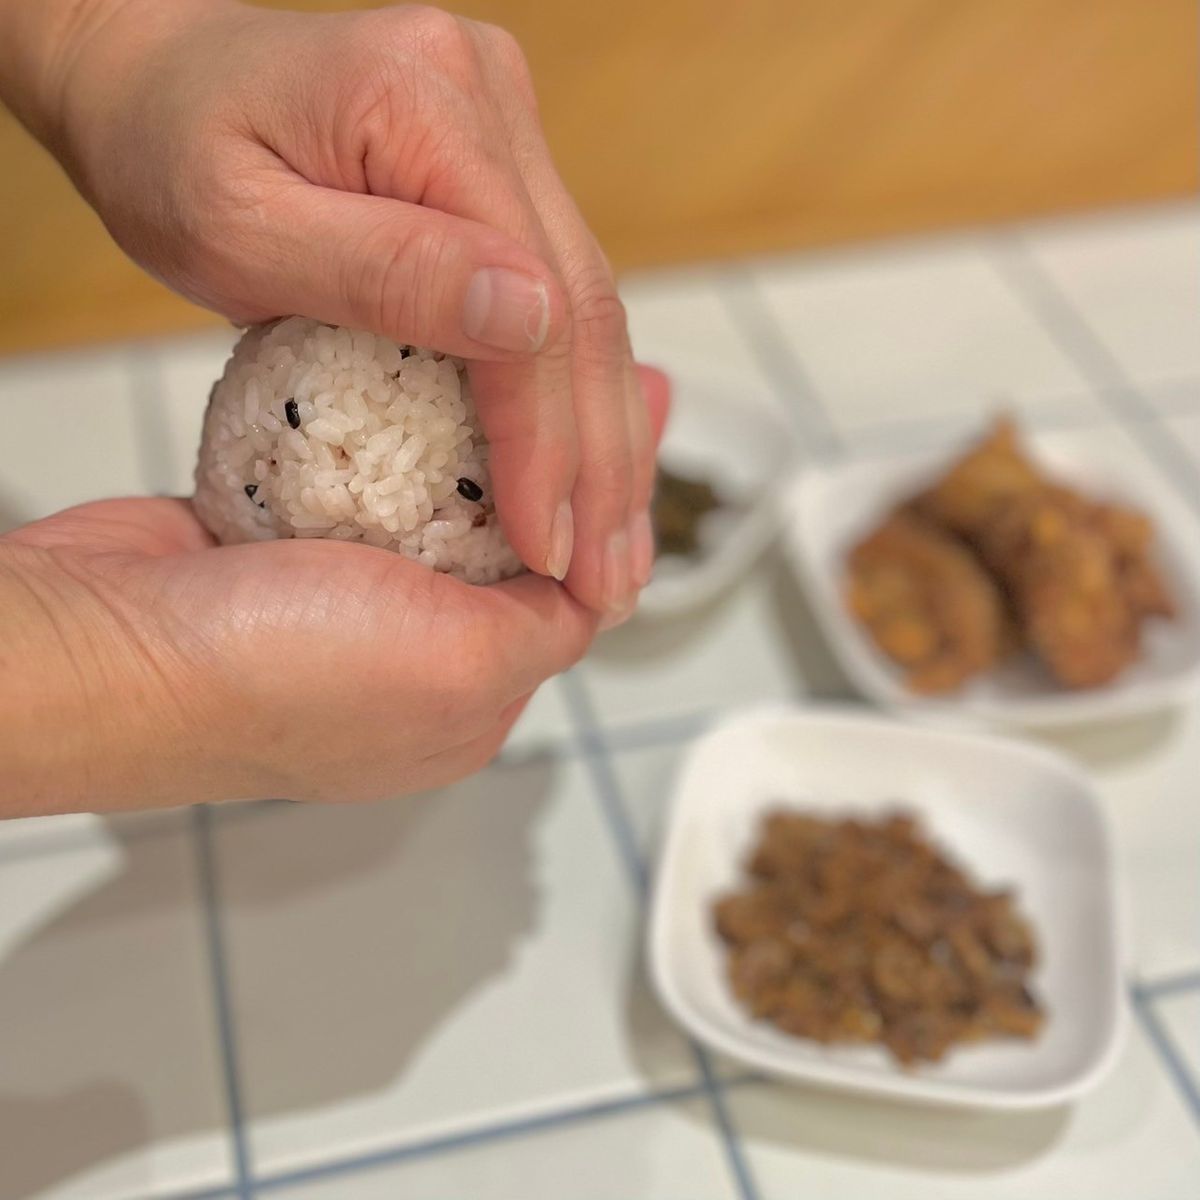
top-left (193, 317), bottom-right (522, 584)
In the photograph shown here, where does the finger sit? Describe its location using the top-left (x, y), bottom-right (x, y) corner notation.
top-left (625, 361), bottom-right (655, 588)
top-left (3, 497), bottom-right (214, 556)
top-left (490, 133), bottom-right (637, 613)
top-left (414, 696), bottom-right (529, 791)
top-left (221, 165), bottom-right (583, 583)
top-left (466, 570), bottom-right (598, 702)
top-left (605, 366), bottom-right (674, 629)
top-left (219, 176), bottom-right (567, 363)
top-left (637, 364), bottom-right (672, 449)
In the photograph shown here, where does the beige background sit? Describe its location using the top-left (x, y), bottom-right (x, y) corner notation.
top-left (0, 0), bottom-right (1195, 354)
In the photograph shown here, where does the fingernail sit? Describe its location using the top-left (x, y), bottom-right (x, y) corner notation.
top-left (463, 268), bottom-right (550, 353)
top-left (546, 499), bottom-right (574, 581)
top-left (630, 509), bottom-right (654, 587)
top-left (603, 528), bottom-right (631, 611)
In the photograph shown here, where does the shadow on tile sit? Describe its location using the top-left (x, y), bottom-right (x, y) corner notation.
top-left (0, 762), bottom-right (557, 1196)
top-left (0, 1084), bottom-right (153, 1200)
top-left (208, 760), bottom-right (557, 1120)
top-left (0, 819), bottom-right (226, 1199)
top-left (726, 1080), bottom-right (1071, 1175)
top-left (619, 949), bottom-right (706, 1093)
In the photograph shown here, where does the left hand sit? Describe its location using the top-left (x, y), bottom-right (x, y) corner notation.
top-left (0, 365), bottom-right (670, 817)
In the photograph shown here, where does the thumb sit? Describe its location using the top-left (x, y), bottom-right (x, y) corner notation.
top-left (469, 572), bottom-right (598, 702)
top-left (232, 179), bottom-right (567, 360)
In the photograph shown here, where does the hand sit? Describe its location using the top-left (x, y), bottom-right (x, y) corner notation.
top-left (18, 0), bottom-right (652, 615)
top-left (0, 367), bottom-right (669, 817)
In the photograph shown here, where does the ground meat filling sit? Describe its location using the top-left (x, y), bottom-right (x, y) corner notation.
top-left (714, 809), bottom-right (1045, 1065)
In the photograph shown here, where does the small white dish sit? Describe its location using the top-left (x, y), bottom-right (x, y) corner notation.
top-left (639, 368), bottom-right (798, 617)
top-left (649, 705), bottom-right (1125, 1110)
top-left (783, 427), bottom-right (1200, 727)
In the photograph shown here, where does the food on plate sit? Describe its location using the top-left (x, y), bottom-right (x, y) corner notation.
top-left (910, 418), bottom-right (1044, 537)
top-left (194, 317), bottom-right (521, 584)
top-left (844, 418), bottom-right (1175, 691)
top-left (974, 488), bottom-right (1140, 688)
top-left (845, 512), bottom-right (1012, 694)
top-left (653, 466), bottom-right (723, 557)
top-left (714, 808), bottom-right (1045, 1066)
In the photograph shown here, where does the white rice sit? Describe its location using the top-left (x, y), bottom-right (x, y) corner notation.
top-left (193, 317), bottom-right (522, 584)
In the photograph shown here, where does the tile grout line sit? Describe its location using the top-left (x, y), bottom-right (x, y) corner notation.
top-left (1139, 968), bottom-right (1200, 1000)
top-left (558, 672), bottom-right (651, 892)
top-left (989, 243), bottom-right (1200, 517)
top-left (241, 1078), bottom-right (760, 1195)
top-left (192, 806), bottom-right (255, 1200)
top-left (718, 266), bottom-right (845, 460)
top-left (558, 670), bottom-right (763, 1200)
top-left (1130, 984), bottom-right (1200, 1132)
top-left (826, 381), bottom-right (1197, 459)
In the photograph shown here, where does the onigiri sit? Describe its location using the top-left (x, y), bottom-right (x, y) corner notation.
top-left (193, 317), bottom-right (522, 584)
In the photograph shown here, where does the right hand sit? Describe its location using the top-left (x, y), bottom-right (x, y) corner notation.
top-left (40, 0), bottom-right (654, 613)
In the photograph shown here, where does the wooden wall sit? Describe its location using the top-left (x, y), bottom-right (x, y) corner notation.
top-left (1, 0), bottom-right (1195, 354)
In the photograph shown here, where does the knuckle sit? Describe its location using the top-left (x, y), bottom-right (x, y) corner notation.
top-left (483, 24), bottom-right (537, 102)
top-left (350, 218), bottom-right (454, 339)
top-left (571, 275), bottom-right (627, 350)
top-left (405, 5), bottom-right (474, 66)
top-left (581, 448), bottom-right (633, 502)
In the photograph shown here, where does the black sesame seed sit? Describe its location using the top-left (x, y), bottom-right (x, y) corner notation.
top-left (244, 484), bottom-right (258, 500)
top-left (456, 477), bottom-right (484, 502)
top-left (284, 398), bottom-right (300, 429)
top-left (399, 346), bottom-right (411, 358)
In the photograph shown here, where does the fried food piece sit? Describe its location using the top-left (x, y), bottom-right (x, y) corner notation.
top-left (714, 809), bottom-right (1046, 1066)
top-left (910, 418), bottom-right (1044, 537)
top-left (908, 419), bottom-right (1174, 688)
top-left (977, 490), bottom-right (1141, 688)
top-left (1090, 501), bottom-right (1176, 620)
top-left (845, 512), bottom-right (1010, 694)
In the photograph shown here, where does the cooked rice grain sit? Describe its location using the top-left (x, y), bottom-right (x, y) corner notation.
top-left (193, 318), bottom-right (522, 584)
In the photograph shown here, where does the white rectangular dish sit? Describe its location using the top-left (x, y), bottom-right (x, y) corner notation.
top-left (649, 705), bottom-right (1125, 1109)
top-left (639, 368), bottom-right (798, 617)
top-left (782, 427), bottom-right (1200, 727)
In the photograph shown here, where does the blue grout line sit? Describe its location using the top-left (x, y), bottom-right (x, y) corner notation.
top-left (192, 806), bottom-right (255, 1200)
top-left (1131, 984), bottom-right (1200, 1131)
top-left (559, 671), bottom-right (651, 894)
top-left (247, 1079), bottom-right (743, 1194)
top-left (989, 243), bottom-right (1200, 518)
top-left (690, 1044), bottom-right (761, 1200)
top-left (559, 669), bottom-right (762, 1200)
top-left (827, 382), bottom-right (1184, 459)
top-left (718, 267), bottom-right (844, 460)
top-left (148, 1185), bottom-right (243, 1200)
top-left (1139, 968), bottom-right (1200, 1000)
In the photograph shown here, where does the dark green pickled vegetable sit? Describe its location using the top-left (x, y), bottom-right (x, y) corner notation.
top-left (653, 467), bottom-right (722, 557)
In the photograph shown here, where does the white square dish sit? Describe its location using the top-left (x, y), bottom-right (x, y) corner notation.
top-left (648, 705), bottom-right (1125, 1110)
top-left (782, 426), bottom-right (1200, 727)
top-left (638, 368), bottom-right (798, 617)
